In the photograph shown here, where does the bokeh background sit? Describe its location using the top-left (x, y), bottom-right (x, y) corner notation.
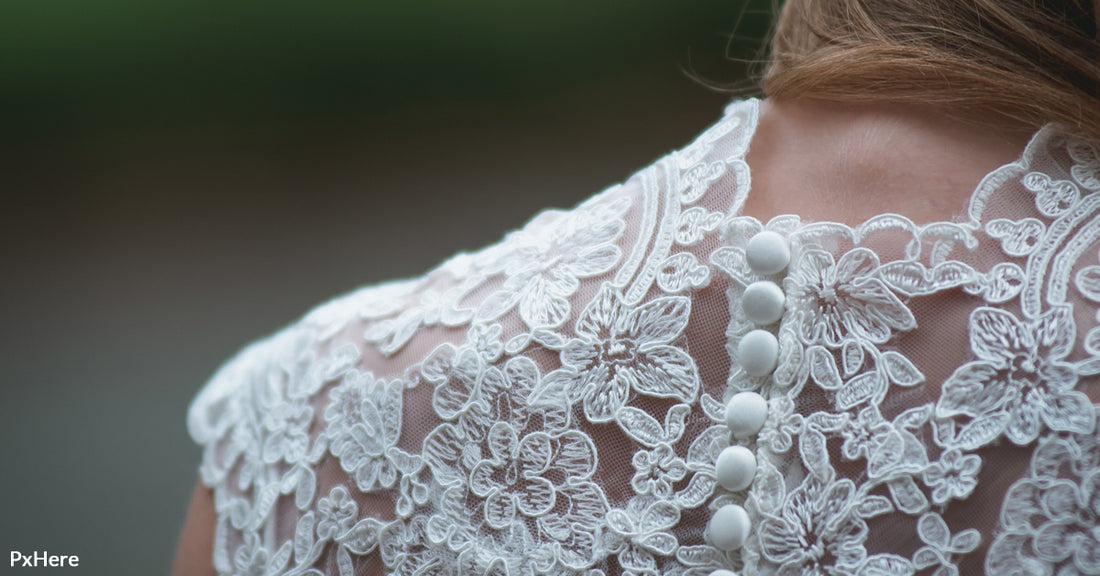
top-left (0, 1), bottom-right (771, 573)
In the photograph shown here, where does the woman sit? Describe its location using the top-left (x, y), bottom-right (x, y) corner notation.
top-left (174, 0), bottom-right (1100, 574)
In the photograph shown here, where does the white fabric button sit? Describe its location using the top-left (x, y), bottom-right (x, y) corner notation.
top-left (708, 571), bottom-right (739, 576)
top-left (738, 329), bottom-right (779, 377)
top-left (715, 445), bottom-right (757, 491)
top-left (708, 504), bottom-right (751, 550)
top-left (745, 231), bottom-right (790, 275)
top-left (725, 392), bottom-right (769, 438)
top-left (742, 280), bottom-right (785, 325)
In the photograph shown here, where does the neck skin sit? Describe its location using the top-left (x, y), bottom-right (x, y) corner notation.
top-left (741, 98), bottom-right (1035, 226)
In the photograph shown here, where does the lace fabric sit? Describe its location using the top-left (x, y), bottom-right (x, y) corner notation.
top-left (187, 98), bottom-right (1100, 576)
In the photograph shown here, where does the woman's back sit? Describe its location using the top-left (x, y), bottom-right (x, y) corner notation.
top-left (181, 97), bottom-right (1100, 575)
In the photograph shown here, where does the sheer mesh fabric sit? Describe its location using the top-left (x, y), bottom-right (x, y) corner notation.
top-left (188, 99), bottom-right (1100, 575)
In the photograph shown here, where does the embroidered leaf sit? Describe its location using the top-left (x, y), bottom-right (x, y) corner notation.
top-left (280, 466), bottom-right (300, 494)
top-left (752, 459), bottom-right (785, 512)
top-left (837, 371), bottom-right (885, 410)
top-left (686, 426), bottom-right (729, 466)
top-left (880, 261), bottom-right (931, 296)
top-left (709, 246), bottom-right (752, 280)
top-left (869, 431), bottom-right (905, 479)
top-left (809, 346), bottom-right (843, 390)
top-left (856, 495), bottom-right (894, 518)
top-left (675, 473), bottom-right (716, 508)
top-left (950, 529), bottom-right (981, 554)
top-left (294, 512), bottom-right (315, 564)
top-left (912, 547), bottom-right (940, 569)
top-left (881, 351), bottom-right (924, 386)
top-left (267, 541), bottom-right (293, 576)
top-left (296, 465), bottom-right (316, 511)
top-left (953, 412), bottom-right (1009, 450)
top-left (856, 554), bottom-right (915, 576)
top-left (665, 404), bottom-right (692, 443)
top-left (807, 412), bottom-right (849, 432)
top-left (337, 545), bottom-right (353, 576)
top-left (700, 393), bottom-right (726, 423)
top-left (340, 517), bottom-right (383, 554)
top-left (893, 404), bottom-right (932, 429)
top-left (476, 289), bottom-right (521, 323)
top-left (617, 406), bottom-right (665, 448)
top-left (887, 476), bottom-right (928, 514)
top-left (530, 328), bottom-right (565, 349)
top-left (843, 340), bottom-right (865, 376)
top-left (504, 332), bottom-right (532, 355)
top-left (917, 512), bottom-right (950, 548)
top-left (255, 483), bottom-right (280, 529)
top-left (676, 544), bottom-right (725, 567)
top-left (800, 428), bottom-right (832, 480)
top-left (930, 261), bottom-right (976, 288)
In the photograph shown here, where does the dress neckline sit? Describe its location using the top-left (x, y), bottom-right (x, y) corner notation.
top-left (725, 97), bottom-right (1058, 234)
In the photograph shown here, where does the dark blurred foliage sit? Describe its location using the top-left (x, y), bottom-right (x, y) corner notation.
top-left (0, 2), bottom-right (772, 574)
top-left (1, 0), bottom-right (772, 143)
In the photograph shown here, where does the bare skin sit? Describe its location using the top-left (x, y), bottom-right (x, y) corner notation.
top-left (172, 481), bottom-right (217, 576)
top-left (169, 98), bottom-right (1036, 575)
top-left (743, 98), bottom-right (1033, 226)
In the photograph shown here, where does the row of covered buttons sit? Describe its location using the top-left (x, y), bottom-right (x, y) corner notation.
top-left (706, 230), bottom-right (790, 563)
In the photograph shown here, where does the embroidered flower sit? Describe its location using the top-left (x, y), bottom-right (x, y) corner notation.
top-left (922, 449), bottom-right (981, 505)
top-left (541, 285), bottom-right (700, 423)
top-left (759, 478), bottom-right (868, 575)
top-left (260, 398), bottom-right (313, 465)
top-left (757, 396), bottom-right (804, 454)
top-left (419, 342), bottom-right (495, 436)
top-left (936, 306), bottom-right (1093, 446)
top-left (605, 495), bottom-right (681, 574)
top-left (989, 424), bottom-right (1100, 576)
top-left (911, 512), bottom-right (980, 576)
top-left (324, 369), bottom-right (405, 491)
top-left (468, 424), bottom-right (598, 530)
top-left (839, 404), bottom-right (892, 461)
top-left (788, 247), bottom-right (916, 347)
top-left (475, 190), bottom-right (630, 330)
top-left (316, 486), bottom-right (358, 540)
top-left (233, 533), bottom-right (289, 576)
top-left (631, 444), bottom-right (688, 497)
top-left (426, 476), bottom-right (608, 574)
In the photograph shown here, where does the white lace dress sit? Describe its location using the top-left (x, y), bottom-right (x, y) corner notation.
top-left (187, 98), bottom-right (1100, 576)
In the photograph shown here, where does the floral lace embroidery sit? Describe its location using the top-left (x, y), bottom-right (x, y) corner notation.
top-left (188, 99), bottom-right (1100, 575)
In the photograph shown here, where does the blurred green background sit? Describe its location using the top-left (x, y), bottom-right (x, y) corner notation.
top-left (0, 1), bottom-right (771, 573)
